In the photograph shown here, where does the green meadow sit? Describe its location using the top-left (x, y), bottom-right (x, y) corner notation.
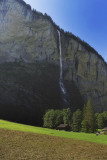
top-left (0, 120), bottom-right (106, 145)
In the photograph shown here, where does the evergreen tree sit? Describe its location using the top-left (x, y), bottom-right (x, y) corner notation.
top-left (81, 120), bottom-right (89, 133)
top-left (82, 104), bottom-right (86, 119)
top-left (63, 108), bottom-right (72, 125)
top-left (95, 113), bottom-right (99, 129)
top-left (102, 111), bottom-right (107, 127)
top-left (81, 100), bottom-right (95, 133)
top-left (97, 114), bottom-right (104, 129)
top-left (72, 109), bottom-right (82, 132)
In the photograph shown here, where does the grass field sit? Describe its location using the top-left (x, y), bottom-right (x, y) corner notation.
top-left (0, 120), bottom-right (107, 160)
top-left (0, 129), bottom-right (107, 160)
top-left (0, 120), bottom-right (106, 145)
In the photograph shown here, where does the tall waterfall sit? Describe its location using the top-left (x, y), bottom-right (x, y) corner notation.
top-left (57, 30), bottom-right (69, 106)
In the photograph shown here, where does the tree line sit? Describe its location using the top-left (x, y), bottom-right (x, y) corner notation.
top-left (43, 100), bottom-right (107, 133)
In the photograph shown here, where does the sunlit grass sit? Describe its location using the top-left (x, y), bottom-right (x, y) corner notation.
top-left (0, 120), bottom-right (106, 145)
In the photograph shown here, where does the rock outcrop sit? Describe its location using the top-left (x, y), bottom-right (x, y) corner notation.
top-left (0, 0), bottom-right (58, 63)
top-left (61, 36), bottom-right (107, 112)
top-left (0, 0), bottom-right (106, 125)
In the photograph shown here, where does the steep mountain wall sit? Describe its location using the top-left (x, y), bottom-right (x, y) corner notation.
top-left (0, 0), bottom-right (106, 125)
top-left (0, 0), bottom-right (59, 63)
top-left (61, 35), bottom-right (107, 112)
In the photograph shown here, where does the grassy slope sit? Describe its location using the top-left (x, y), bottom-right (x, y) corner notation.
top-left (0, 129), bottom-right (107, 160)
top-left (0, 120), bottom-right (107, 145)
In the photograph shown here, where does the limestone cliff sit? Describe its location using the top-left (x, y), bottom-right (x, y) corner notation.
top-left (0, 0), bottom-right (58, 62)
top-left (0, 0), bottom-right (106, 124)
top-left (61, 35), bottom-right (107, 112)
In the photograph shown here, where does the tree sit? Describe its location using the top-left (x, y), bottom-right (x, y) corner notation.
top-left (72, 109), bottom-right (82, 132)
top-left (54, 110), bottom-right (63, 127)
top-left (95, 113), bottom-right (104, 129)
top-left (95, 113), bottom-right (99, 129)
top-left (81, 120), bottom-right (89, 133)
top-left (82, 104), bottom-right (86, 119)
top-left (81, 100), bottom-right (95, 133)
top-left (102, 111), bottom-right (107, 127)
top-left (43, 109), bottom-right (63, 129)
top-left (97, 114), bottom-right (104, 129)
top-left (43, 108), bottom-right (72, 129)
top-left (95, 112), bottom-right (107, 129)
top-left (63, 108), bottom-right (72, 125)
top-left (43, 109), bottom-right (55, 128)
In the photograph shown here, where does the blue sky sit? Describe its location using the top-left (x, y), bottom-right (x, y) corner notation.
top-left (24, 0), bottom-right (107, 62)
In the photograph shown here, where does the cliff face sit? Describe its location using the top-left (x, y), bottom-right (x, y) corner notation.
top-left (0, 0), bottom-right (58, 62)
top-left (61, 36), bottom-right (107, 112)
top-left (0, 0), bottom-right (106, 124)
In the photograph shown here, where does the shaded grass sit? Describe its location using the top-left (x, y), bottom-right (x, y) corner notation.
top-left (0, 129), bottom-right (107, 160)
top-left (0, 120), bottom-right (107, 145)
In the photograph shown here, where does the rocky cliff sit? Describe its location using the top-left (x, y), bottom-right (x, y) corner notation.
top-left (0, 0), bottom-right (106, 125)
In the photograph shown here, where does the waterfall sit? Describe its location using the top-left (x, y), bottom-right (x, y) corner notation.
top-left (57, 30), bottom-right (69, 106)
top-left (57, 30), bottom-right (66, 95)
